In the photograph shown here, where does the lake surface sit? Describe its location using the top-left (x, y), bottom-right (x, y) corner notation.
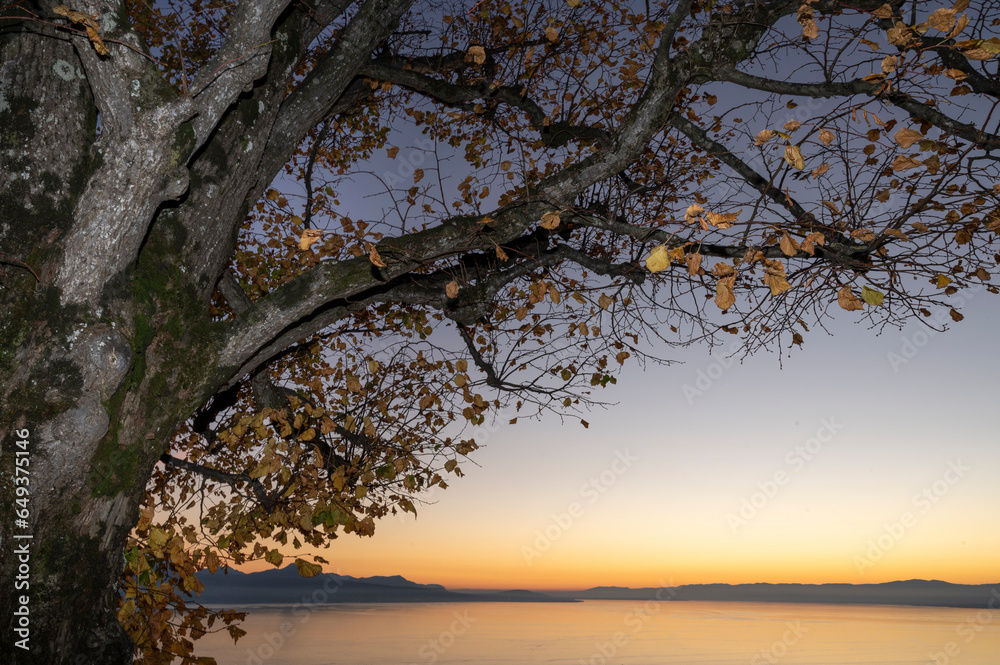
top-left (193, 600), bottom-right (1000, 665)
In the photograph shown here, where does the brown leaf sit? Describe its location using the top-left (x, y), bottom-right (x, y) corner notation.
top-left (53, 5), bottom-right (109, 55)
top-left (810, 162), bottom-right (830, 179)
top-left (783, 120), bottom-right (802, 132)
top-left (819, 129), bottom-right (835, 145)
top-left (927, 8), bottom-right (957, 32)
top-left (893, 128), bottom-right (924, 148)
top-left (467, 45), bottom-right (486, 65)
top-left (446, 281), bottom-right (460, 299)
top-left (881, 55), bottom-right (899, 73)
top-left (545, 27), bottom-right (559, 42)
top-left (684, 204), bottom-right (705, 223)
top-left (755, 129), bottom-right (777, 146)
top-left (540, 211), bottom-right (561, 230)
top-left (872, 4), bottom-right (893, 19)
top-left (950, 308), bottom-right (964, 322)
top-left (779, 232), bottom-right (800, 257)
top-left (686, 252), bottom-right (703, 275)
top-left (597, 294), bottom-right (613, 310)
top-left (715, 275), bottom-right (736, 311)
top-left (387, 146), bottom-right (399, 158)
top-left (368, 245), bottom-right (387, 267)
top-left (892, 155), bottom-right (923, 171)
top-left (837, 286), bottom-right (865, 311)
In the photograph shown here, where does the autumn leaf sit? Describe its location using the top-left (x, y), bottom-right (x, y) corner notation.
top-left (755, 129), bottom-right (776, 146)
top-left (881, 55), bottom-right (898, 73)
top-left (387, 146), bottom-right (399, 158)
top-left (837, 286), bottom-right (865, 311)
top-left (264, 549), bottom-right (284, 566)
top-left (950, 308), bottom-right (964, 322)
top-left (715, 274), bottom-right (736, 310)
top-left (597, 294), bottom-right (613, 310)
top-left (368, 244), bottom-right (387, 267)
top-left (545, 27), bottom-right (559, 42)
top-left (860, 286), bottom-right (884, 306)
top-left (645, 246), bottom-right (671, 273)
top-left (298, 229), bottom-right (323, 250)
top-left (784, 145), bottom-right (805, 169)
top-left (764, 260), bottom-right (792, 296)
top-left (935, 274), bottom-right (954, 288)
top-left (893, 128), bottom-right (923, 148)
top-left (819, 129), bottom-right (835, 145)
top-left (779, 232), bottom-right (799, 257)
top-left (540, 211), bottom-right (561, 230)
top-left (413, 169), bottom-right (424, 183)
top-left (892, 155), bottom-right (923, 171)
top-left (446, 280), bottom-right (460, 299)
top-left (684, 204), bottom-right (704, 223)
top-left (871, 3), bottom-right (893, 19)
top-left (467, 45), bottom-right (486, 65)
top-left (686, 252), bottom-right (703, 275)
top-left (810, 162), bottom-right (830, 179)
top-left (926, 8), bottom-right (957, 33)
top-left (53, 5), bottom-right (110, 56)
top-left (294, 559), bottom-right (322, 578)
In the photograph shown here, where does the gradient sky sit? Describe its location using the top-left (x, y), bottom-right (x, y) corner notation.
top-left (242, 290), bottom-right (1000, 590)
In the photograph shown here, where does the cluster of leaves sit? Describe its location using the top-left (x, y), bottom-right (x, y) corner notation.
top-left (110, 0), bottom-right (1000, 662)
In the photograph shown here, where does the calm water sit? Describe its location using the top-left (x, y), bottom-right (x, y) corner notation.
top-left (193, 600), bottom-right (1000, 665)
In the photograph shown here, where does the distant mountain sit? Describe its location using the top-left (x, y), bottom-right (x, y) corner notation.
top-left (550, 580), bottom-right (1000, 608)
top-left (196, 569), bottom-right (998, 609)
top-left (195, 566), bottom-right (576, 605)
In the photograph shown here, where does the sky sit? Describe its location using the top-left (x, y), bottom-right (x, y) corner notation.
top-left (242, 290), bottom-right (1000, 590)
top-left (234, 1), bottom-right (1000, 591)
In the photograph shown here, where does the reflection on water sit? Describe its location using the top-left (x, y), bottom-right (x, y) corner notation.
top-left (193, 600), bottom-right (1000, 665)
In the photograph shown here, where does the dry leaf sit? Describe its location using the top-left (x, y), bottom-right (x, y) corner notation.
top-left (545, 27), bottom-right (559, 42)
top-left (821, 200), bottom-right (840, 215)
top-left (413, 168), bottom-right (424, 183)
top-left (755, 129), bottom-right (777, 146)
top-left (540, 211), bottom-right (561, 230)
top-left (446, 281), bottom-right (460, 299)
top-left (368, 245), bottom-right (387, 267)
top-left (881, 55), bottom-right (899, 73)
top-left (53, 5), bottom-right (109, 56)
top-left (860, 286), bottom-right (884, 306)
top-left (646, 245), bottom-right (671, 273)
top-left (950, 308), bottom-right (964, 321)
top-left (819, 129), bottom-right (835, 145)
top-left (837, 286), bottom-right (865, 311)
top-left (810, 162), bottom-right (830, 178)
top-left (467, 45), bottom-right (487, 64)
top-left (597, 294), bottom-right (613, 310)
top-left (783, 120), bottom-right (802, 132)
top-left (686, 252), bottom-right (703, 275)
top-left (784, 145), bottom-right (806, 169)
top-left (684, 204), bottom-right (705, 223)
top-left (927, 8), bottom-right (957, 32)
top-left (894, 128), bottom-right (924, 148)
top-left (779, 232), bottom-right (799, 257)
top-left (387, 146), bottom-right (400, 158)
top-left (715, 275), bottom-right (736, 310)
top-left (892, 155), bottom-right (923, 171)
top-left (298, 229), bottom-right (323, 250)
top-left (872, 4), bottom-right (893, 19)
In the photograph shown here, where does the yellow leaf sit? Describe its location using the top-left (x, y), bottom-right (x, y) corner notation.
top-left (294, 559), bottom-right (322, 578)
top-left (567, 0), bottom-right (581, 6)
top-left (645, 245), bottom-right (671, 273)
top-left (837, 286), bottom-right (865, 311)
top-left (446, 280), bottom-right (460, 299)
top-left (784, 145), bottom-right (805, 170)
top-left (894, 128), bottom-right (924, 148)
top-left (861, 286), bottom-right (884, 306)
top-left (935, 274), bottom-right (953, 288)
top-left (298, 229), bottom-right (323, 250)
top-left (368, 245), bottom-right (387, 267)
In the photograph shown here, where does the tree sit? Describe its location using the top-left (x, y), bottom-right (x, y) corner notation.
top-left (1, 0), bottom-right (998, 661)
